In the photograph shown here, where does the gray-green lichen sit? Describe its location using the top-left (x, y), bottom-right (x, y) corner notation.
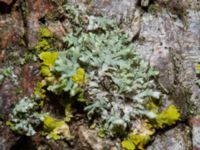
top-left (7, 97), bottom-right (45, 136)
top-left (0, 67), bottom-right (19, 86)
top-left (39, 4), bottom-right (161, 136)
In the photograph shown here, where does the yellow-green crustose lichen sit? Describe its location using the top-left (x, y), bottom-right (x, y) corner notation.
top-left (35, 27), bottom-right (53, 52)
top-left (121, 105), bottom-right (180, 150)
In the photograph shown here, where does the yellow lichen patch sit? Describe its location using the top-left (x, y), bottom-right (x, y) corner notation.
top-left (34, 81), bottom-right (46, 99)
top-left (39, 51), bottom-right (58, 77)
top-left (197, 64), bottom-right (200, 72)
top-left (145, 101), bottom-right (158, 113)
top-left (35, 27), bottom-right (53, 52)
top-left (122, 121), bottom-right (154, 150)
top-left (121, 140), bottom-right (136, 150)
top-left (64, 103), bottom-right (73, 122)
top-left (35, 39), bottom-right (51, 52)
top-left (135, 120), bottom-right (154, 136)
top-left (121, 132), bottom-right (151, 150)
top-left (39, 27), bottom-right (53, 38)
top-left (43, 115), bottom-right (73, 140)
top-left (153, 105), bottom-right (180, 128)
top-left (71, 68), bottom-right (86, 85)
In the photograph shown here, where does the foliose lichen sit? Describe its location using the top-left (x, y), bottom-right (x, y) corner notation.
top-left (7, 97), bottom-right (45, 136)
top-left (37, 4), bottom-right (162, 137)
top-left (7, 3), bottom-right (181, 149)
